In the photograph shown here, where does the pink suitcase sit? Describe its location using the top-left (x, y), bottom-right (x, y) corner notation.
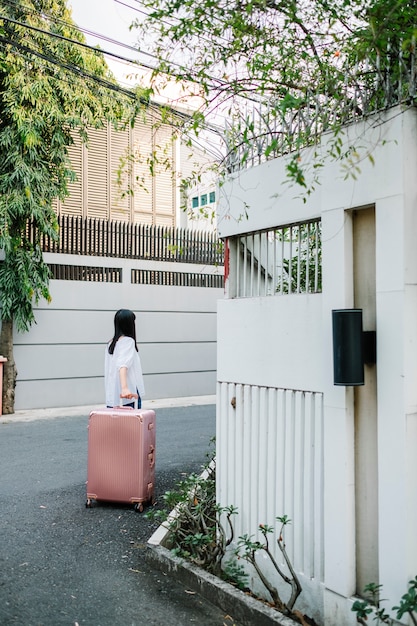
top-left (86, 407), bottom-right (155, 512)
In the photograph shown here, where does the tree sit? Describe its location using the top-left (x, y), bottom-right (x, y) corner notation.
top-left (132, 0), bottom-right (417, 191)
top-left (0, 0), bottom-right (139, 413)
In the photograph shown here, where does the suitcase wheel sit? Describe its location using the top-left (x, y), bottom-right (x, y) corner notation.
top-left (134, 502), bottom-right (144, 513)
top-left (85, 499), bottom-right (93, 508)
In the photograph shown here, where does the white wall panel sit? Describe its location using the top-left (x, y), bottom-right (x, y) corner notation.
top-left (15, 344), bottom-right (104, 379)
top-left (12, 253), bottom-right (223, 410)
top-left (217, 295), bottom-right (324, 391)
top-left (141, 342), bottom-right (216, 374)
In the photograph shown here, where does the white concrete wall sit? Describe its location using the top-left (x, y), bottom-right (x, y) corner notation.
top-left (216, 106), bottom-right (417, 625)
top-left (217, 294), bottom-right (324, 391)
top-left (12, 253), bottom-right (223, 410)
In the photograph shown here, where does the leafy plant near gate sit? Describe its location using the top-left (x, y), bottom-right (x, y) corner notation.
top-left (236, 516), bottom-right (302, 614)
top-left (148, 451), bottom-right (305, 619)
top-left (148, 460), bottom-right (238, 576)
top-left (352, 578), bottom-right (417, 625)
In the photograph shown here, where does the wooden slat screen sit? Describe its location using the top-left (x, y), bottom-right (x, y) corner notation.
top-left (87, 126), bottom-right (109, 219)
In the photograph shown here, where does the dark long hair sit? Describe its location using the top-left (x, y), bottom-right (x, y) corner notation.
top-left (108, 309), bottom-right (138, 354)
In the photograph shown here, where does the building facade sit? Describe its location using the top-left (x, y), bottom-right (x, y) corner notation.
top-left (56, 108), bottom-right (217, 232)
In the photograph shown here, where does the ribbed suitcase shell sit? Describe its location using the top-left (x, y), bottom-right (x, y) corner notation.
top-left (86, 407), bottom-right (155, 510)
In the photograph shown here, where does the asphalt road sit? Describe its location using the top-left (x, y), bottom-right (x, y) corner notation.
top-left (0, 404), bottom-right (236, 626)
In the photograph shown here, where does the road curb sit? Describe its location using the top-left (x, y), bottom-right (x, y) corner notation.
top-left (146, 543), bottom-right (298, 626)
top-left (1, 395), bottom-right (216, 423)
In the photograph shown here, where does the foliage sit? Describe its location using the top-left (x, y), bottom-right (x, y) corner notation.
top-left (222, 557), bottom-right (249, 591)
top-left (147, 445), bottom-right (238, 576)
top-left (236, 516), bottom-right (302, 614)
top-left (352, 578), bottom-right (417, 625)
top-left (0, 0), bottom-right (139, 332)
top-left (132, 0), bottom-right (417, 190)
top-left (149, 447), bottom-right (306, 619)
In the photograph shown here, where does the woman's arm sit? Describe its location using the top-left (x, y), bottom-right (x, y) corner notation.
top-left (119, 366), bottom-right (138, 399)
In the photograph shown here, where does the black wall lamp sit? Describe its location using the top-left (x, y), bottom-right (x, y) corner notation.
top-left (332, 309), bottom-right (377, 386)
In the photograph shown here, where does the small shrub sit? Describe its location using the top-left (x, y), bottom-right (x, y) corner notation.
top-left (147, 450), bottom-right (305, 621)
top-left (352, 577), bottom-right (417, 625)
top-left (222, 557), bottom-right (249, 591)
top-left (236, 516), bottom-right (302, 614)
top-left (147, 450), bottom-right (237, 576)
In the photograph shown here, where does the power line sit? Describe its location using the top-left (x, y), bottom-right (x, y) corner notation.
top-left (0, 30), bottom-right (225, 160)
top-left (2, 0), bottom-right (198, 76)
top-left (0, 21), bottom-right (225, 149)
top-left (1, 0), bottom-right (280, 107)
top-left (124, 0), bottom-right (346, 51)
top-left (0, 28), bottom-right (142, 101)
top-left (3, 0), bottom-right (267, 96)
top-left (0, 2), bottom-right (228, 98)
top-left (0, 7), bottom-right (159, 72)
top-left (0, 0), bottom-right (274, 143)
top-left (0, 5), bottom-right (197, 113)
top-left (116, 0), bottom-right (234, 49)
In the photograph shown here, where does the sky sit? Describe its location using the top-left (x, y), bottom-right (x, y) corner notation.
top-left (67, 0), bottom-right (224, 152)
top-left (67, 0), bottom-right (205, 111)
top-left (68, 0), bottom-right (145, 83)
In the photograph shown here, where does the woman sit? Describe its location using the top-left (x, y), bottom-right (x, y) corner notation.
top-left (104, 309), bottom-right (145, 408)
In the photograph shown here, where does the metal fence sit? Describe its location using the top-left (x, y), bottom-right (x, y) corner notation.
top-left (48, 263), bottom-right (122, 282)
top-left (228, 219), bottom-right (321, 298)
top-left (131, 268), bottom-right (224, 288)
top-left (225, 43), bottom-right (417, 172)
top-left (28, 215), bottom-right (224, 266)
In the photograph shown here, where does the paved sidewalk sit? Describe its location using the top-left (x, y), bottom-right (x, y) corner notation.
top-left (1, 395), bottom-right (217, 423)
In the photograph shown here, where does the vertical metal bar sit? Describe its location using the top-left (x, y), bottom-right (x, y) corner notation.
top-left (314, 221), bottom-right (320, 293)
top-left (280, 227), bottom-right (285, 294)
top-left (250, 234), bottom-right (255, 297)
top-left (134, 222), bottom-right (138, 259)
top-left (236, 236), bottom-right (241, 298)
top-left (398, 39), bottom-right (403, 102)
top-left (410, 36), bottom-right (416, 99)
top-left (243, 235), bottom-right (247, 297)
top-left (265, 231), bottom-right (269, 296)
top-left (257, 232), bottom-right (261, 296)
top-left (273, 230), bottom-right (277, 296)
top-left (297, 225), bottom-right (301, 293)
top-left (385, 40), bottom-right (391, 107)
top-left (88, 217), bottom-right (92, 256)
top-left (306, 392), bottom-right (316, 577)
top-left (289, 226), bottom-right (293, 294)
top-left (306, 223), bottom-right (311, 293)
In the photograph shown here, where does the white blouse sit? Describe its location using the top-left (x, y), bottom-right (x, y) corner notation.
top-left (104, 336), bottom-right (145, 408)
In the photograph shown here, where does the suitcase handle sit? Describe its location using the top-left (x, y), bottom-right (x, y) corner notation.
top-left (114, 397), bottom-right (139, 410)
